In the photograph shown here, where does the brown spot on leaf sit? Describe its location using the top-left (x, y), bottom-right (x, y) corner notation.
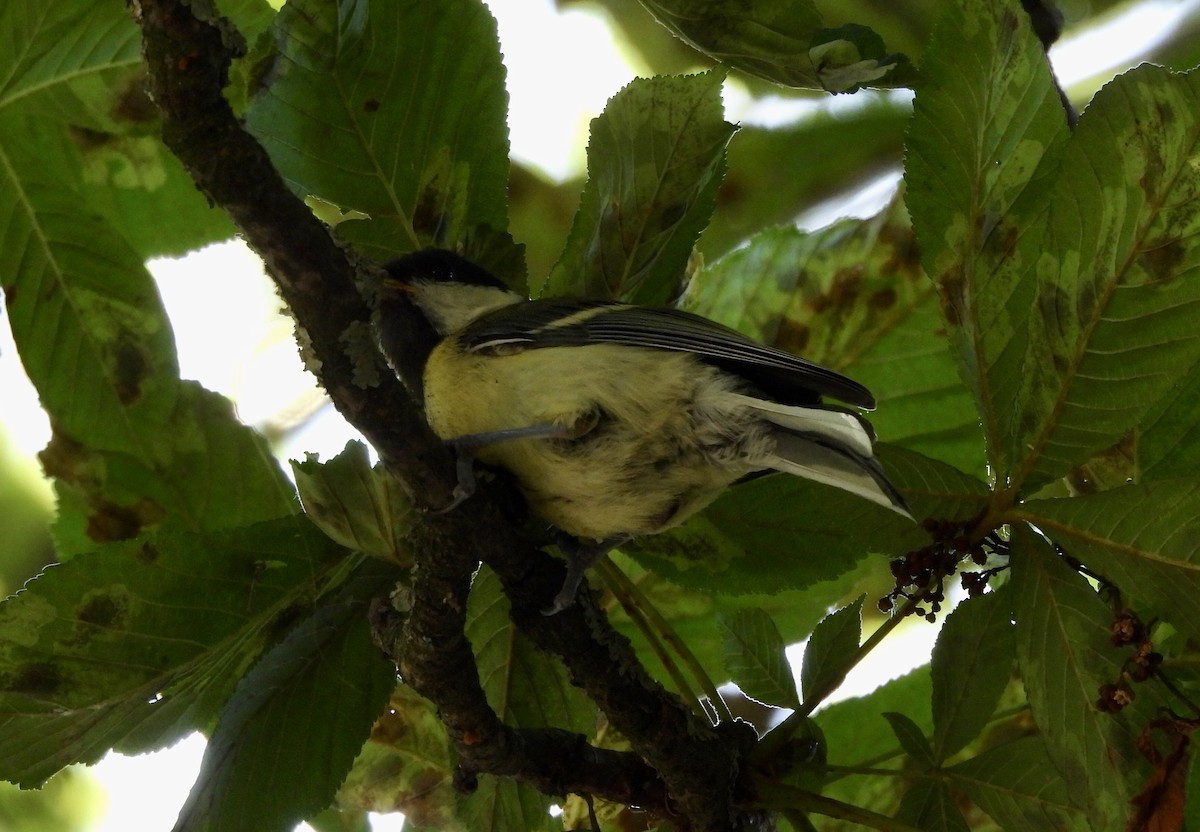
top-left (1037, 282), bottom-right (1070, 327)
top-left (267, 603), bottom-right (309, 642)
top-left (38, 429), bottom-right (92, 484)
top-left (869, 287), bottom-right (897, 310)
top-left (716, 176), bottom-right (747, 209)
top-left (86, 497), bottom-right (165, 543)
top-left (364, 98), bottom-right (381, 113)
top-left (658, 203), bottom-right (686, 230)
top-left (804, 292), bottom-right (831, 315)
top-left (936, 271), bottom-right (965, 326)
top-left (68, 126), bottom-right (114, 152)
top-left (6, 662), bottom-right (64, 696)
top-left (112, 338), bottom-right (151, 405)
top-left (879, 225), bottom-right (922, 277)
top-left (828, 268), bottom-right (863, 308)
top-left (984, 217), bottom-right (1019, 261)
top-left (1139, 238), bottom-right (1185, 286)
top-left (412, 186), bottom-right (448, 240)
top-left (137, 542), bottom-right (160, 564)
top-left (76, 589), bottom-right (128, 629)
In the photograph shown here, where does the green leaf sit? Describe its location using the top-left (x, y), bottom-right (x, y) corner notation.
top-left (467, 566), bottom-right (593, 734)
top-left (638, 0), bottom-right (819, 87)
top-left (304, 807), bottom-right (370, 832)
top-left (463, 567), bottom-right (583, 830)
top-left (882, 711), bottom-right (934, 768)
top-left (1021, 479), bottom-right (1200, 643)
top-left (799, 598), bottom-right (861, 707)
top-left (174, 560), bottom-right (398, 832)
top-left (1009, 524), bottom-right (1150, 832)
top-left (818, 668), bottom-right (932, 765)
top-left (630, 443), bottom-right (987, 594)
top-left (44, 383), bottom-right (298, 556)
top-left (0, 516), bottom-right (355, 786)
top-left (1007, 65), bottom-right (1200, 492)
top-left (1, 116), bottom-right (293, 551)
top-left (245, 0), bottom-right (510, 259)
top-left (459, 779), bottom-right (552, 832)
top-left (686, 199), bottom-right (985, 476)
top-left (451, 568), bottom-right (591, 829)
top-left (815, 668), bottom-right (931, 818)
top-left (719, 608), bottom-right (799, 708)
top-left (0, 115), bottom-right (181, 455)
top-left (80, 149), bottom-right (235, 260)
top-left (904, 0), bottom-right (1069, 484)
top-left (543, 71), bottom-right (736, 304)
top-left (1137, 359), bottom-right (1200, 480)
top-left (894, 778), bottom-right (969, 832)
top-left (930, 589), bottom-right (1014, 762)
top-left (292, 440), bottom-right (414, 563)
top-left (685, 201), bottom-right (923, 371)
top-left (0, 2), bottom-right (141, 122)
top-left (215, 0), bottom-right (278, 45)
top-left (0, 3), bottom-right (234, 260)
top-left (945, 737), bottom-right (1082, 832)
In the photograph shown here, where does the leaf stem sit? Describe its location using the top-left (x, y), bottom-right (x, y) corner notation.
top-left (752, 778), bottom-right (925, 832)
top-left (597, 558), bottom-right (731, 723)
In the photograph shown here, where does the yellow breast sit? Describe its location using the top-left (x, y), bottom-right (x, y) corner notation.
top-left (422, 342), bottom-right (745, 541)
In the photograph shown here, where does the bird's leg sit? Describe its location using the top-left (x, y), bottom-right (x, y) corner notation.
top-left (544, 532), bottom-right (631, 615)
top-left (435, 410), bottom-right (601, 514)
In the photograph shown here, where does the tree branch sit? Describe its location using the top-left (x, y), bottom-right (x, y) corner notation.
top-left (130, 0), bottom-right (452, 500)
top-left (130, 1), bottom-right (756, 828)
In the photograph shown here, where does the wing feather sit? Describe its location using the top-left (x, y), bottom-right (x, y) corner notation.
top-left (459, 299), bottom-right (875, 408)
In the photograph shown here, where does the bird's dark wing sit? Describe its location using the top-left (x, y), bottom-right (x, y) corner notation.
top-left (459, 299), bottom-right (876, 409)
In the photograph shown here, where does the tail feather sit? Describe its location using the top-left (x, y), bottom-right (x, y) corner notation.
top-left (770, 433), bottom-right (912, 518)
top-left (730, 394), bottom-right (912, 518)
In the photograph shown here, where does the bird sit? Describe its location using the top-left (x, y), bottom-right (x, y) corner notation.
top-left (381, 249), bottom-right (911, 612)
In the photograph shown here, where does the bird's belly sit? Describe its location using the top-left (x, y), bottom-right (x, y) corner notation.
top-left (422, 342), bottom-right (754, 540)
top-left (502, 438), bottom-right (741, 541)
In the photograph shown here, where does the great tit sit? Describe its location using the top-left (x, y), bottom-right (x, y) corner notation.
top-left (382, 249), bottom-right (911, 612)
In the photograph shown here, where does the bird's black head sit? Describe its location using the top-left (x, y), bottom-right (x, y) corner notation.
top-left (382, 249), bottom-right (509, 291)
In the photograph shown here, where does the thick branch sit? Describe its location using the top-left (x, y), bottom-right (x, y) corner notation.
top-left (370, 586), bottom-right (671, 816)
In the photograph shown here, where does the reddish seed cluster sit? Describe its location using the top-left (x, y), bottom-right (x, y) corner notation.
top-left (1096, 609), bottom-right (1163, 712)
top-left (878, 516), bottom-right (1008, 622)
